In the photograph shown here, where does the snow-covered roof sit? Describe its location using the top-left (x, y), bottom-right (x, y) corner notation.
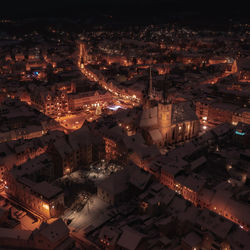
top-left (32, 181), bottom-right (62, 200)
top-left (117, 225), bottom-right (145, 250)
top-left (148, 129), bottom-right (163, 143)
top-left (38, 218), bottom-right (69, 243)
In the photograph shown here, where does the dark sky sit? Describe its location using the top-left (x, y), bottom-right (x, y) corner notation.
top-left (0, 0), bottom-right (249, 24)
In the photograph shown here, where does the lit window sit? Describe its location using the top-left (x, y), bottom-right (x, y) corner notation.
top-left (43, 203), bottom-right (49, 210)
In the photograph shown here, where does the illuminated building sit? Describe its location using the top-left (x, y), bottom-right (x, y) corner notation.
top-left (31, 89), bottom-right (69, 116)
top-left (140, 70), bottom-right (199, 146)
top-left (103, 136), bottom-right (122, 162)
top-left (68, 90), bottom-right (113, 111)
top-left (232, 109), bottom-right (250, 125)
top-left (98, 226), bottom-right (121, 249)
top-left (140, 97), bottom-right (199, 146)
top-left (196, 100), bottom-right (210, 122)
top-left (196, 100), bottom-right (250, 126)
top-left (4, 154), bottom-right (64, 218)
top-left (15, 53), bottom-right (25, 62)
top-left (78, 41), bottom-right (91, 66)
top-left (207, 103), bottom-right (238, 125)
top-left (237, 57), bottom-right (250, 81)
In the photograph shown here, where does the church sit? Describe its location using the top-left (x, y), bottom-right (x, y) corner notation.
top-left (139, 67), bottom-right (200, 147)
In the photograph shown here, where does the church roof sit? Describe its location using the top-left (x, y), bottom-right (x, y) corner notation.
top-left (149, 129), bottom-right (163, 143)
top-left (172, 102), bottom-right (198, 124)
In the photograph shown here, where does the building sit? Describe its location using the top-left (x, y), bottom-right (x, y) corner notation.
top-left (232, 108), bottom-right (250, 125)
top-left (116, 225), bottom-right (147, 250)
top-left (4, 153), bottom-right (64, 218)
top-left (68, 90), bottom-right (113, 111)
top-left (208, 103), bottom-right (238, 125)
top-left (139, 70), bottom-right (199, 146)
top-left (48, 125), bottom-right (99, 176)
top-left (31, 89), bottom-right (69, 117)
top-left (0, 219), bottom-right (75, 249)
top-left (140, 98), bottom-right (199, 146)
top-left (97, 169), bottom-right (130, 205)
top-left (237, 57), bottom-right (250, 81)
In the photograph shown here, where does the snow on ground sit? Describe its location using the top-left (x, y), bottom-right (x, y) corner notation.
top-left (62, 195), bottom-right (110, 232)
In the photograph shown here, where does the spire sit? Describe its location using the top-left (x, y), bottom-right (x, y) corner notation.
top-left (162, 81), bottom-right (167, 104)
top-left (162, 79), bottom-right (171, 104)
top-left (149, 65), bottom-right (153, 99)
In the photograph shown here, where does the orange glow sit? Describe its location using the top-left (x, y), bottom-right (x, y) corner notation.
top-left (43, 203), bottom-right (49, 210)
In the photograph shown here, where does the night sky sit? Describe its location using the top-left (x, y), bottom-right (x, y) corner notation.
top-left (1, 0), bottom-right (249, 24)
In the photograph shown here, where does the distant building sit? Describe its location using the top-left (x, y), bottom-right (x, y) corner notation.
top-left (233, 122), bottom-right (250, 148)
top-left (237, 57), bottom-right (250, 81)
top-left (232, 108), bottom-right (250, 126)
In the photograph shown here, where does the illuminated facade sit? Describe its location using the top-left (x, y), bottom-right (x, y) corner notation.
top-left (140, 99), bottom-right (200, 146)
top-left (69, 90), bottom-right (113, 110)
top-left (232, 109), bottom-right (250, 125)
top-left (31, 90), bottom-right (69, 116)
top-left (196, 100), bottom-right (250, 126)
top-left (237, 57), bottom-right (250, 81)
top-left (103, 137), bottom-right (124, 162)
top-left (4, 154), bottom-right (64, 219)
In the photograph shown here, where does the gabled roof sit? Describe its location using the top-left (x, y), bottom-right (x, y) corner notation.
top-left (38, 218), bottom-right (69, 243)
top-left (117, 225), bottom-right (145, 250)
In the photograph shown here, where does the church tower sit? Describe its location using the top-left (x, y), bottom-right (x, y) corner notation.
top-left (157, 84), bottom-right (172, 138)
top-left (149, 65), bottom-right (153, 99)
top-left (143, 66), bottom-right (153, 110)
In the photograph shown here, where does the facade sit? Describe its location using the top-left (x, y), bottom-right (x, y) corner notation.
top-left (30, 83), bottom-right (76, 117)
top-left (196, 100), bottom-right (250, 126)
top-left (48, 126), bottom-right (100, 176)
top-left (237, 57), bottom-right (250, 81)
top-left (103, 135), bottom-right (127, 164)
top-left (140, 100), bottom-right (200, 146)
top-left (4, 154), bottom-right (64, 218)
top-left (31, 90), bottom-right (69, 116)
top-left (232, 109), bottom-right (250, 125)
top-left (195, 100), bottom-right (210, 122)
top-left (68, 90), bottom-right (113, 110)
top-left (208, 103), bottom-right (238, 125)
top-left (97, 169), bottom-right (129, 205)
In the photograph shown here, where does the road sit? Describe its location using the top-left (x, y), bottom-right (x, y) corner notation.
top-left (0, 191), bottom-right (47, 222)
top-left (79, 64), bottom-right (140, 106)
